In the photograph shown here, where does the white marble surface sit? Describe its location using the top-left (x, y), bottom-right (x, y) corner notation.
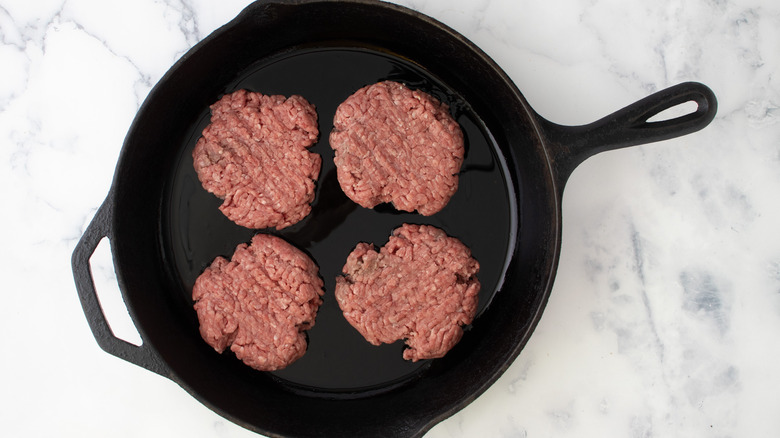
top-left (2, 0), bottom-right (779, 436)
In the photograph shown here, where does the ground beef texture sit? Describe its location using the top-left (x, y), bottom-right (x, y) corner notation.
top-left (335, 224), bottom-right (480, 361)
top-left (329, 81), bottom-right (464, 216)
top-left (192, 234), bottom-right (324, 371)
top-left (192, 89), bottom-right (320, 230)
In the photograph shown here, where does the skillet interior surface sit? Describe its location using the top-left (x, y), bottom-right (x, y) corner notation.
top-left (164, 46), bottom-right (517, 393)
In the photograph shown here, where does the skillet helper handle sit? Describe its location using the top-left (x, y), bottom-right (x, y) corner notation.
top-left (71, 199), bottom-right (169, 377)
top-left (541, 81), bottom-right (717, 189)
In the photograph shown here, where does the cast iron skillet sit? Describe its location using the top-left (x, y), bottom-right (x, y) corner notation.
top-left (71, 0), bottom-right (717, 437)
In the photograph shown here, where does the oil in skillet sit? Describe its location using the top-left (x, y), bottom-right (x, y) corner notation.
top-left (164, 47), bottom-right (513, 395)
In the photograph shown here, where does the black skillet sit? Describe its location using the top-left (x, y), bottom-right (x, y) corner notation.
top-left (71, 1), bottom-right (717, 436)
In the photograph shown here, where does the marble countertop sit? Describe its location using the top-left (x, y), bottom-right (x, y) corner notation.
top-left (2, 0), bottom-right (779, 436)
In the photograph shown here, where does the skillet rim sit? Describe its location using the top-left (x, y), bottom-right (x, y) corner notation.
top-left (87, 1), bottom-right (564, 436)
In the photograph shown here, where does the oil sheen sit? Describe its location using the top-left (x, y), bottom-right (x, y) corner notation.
top-left (164, 47), bottom-right (514, 395)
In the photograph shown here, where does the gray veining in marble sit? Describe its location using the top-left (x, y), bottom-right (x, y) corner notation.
top-left (1, 0), bottom-right (778, 436)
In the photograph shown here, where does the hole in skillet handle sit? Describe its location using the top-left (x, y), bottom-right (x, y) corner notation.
top-left (71, 198), bottom-right (169, 377)
top-left (646, 99), bottom-right (699, 123)
top-left (90, 237), bottom-right (143, 347)
top-left (538, 81), bottom-right (718, 192)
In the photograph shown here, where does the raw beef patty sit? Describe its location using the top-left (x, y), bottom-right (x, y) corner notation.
top-left (192, 234), bottom-right (324, 371)
top-left (335, 224), bottom-right (480, 361)
top-left (192, 89), bottom-right (320, 230)
top-left (329, 81), bottom-right (464, 216)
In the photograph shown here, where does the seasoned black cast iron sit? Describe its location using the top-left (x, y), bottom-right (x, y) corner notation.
top-left (71, 1), bottom-right (717, 437)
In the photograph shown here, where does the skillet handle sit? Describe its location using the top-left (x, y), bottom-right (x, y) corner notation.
top-left (71, 198), bottom-right (169, 377)
top-left (540, 82), bottom-right (717, 192)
